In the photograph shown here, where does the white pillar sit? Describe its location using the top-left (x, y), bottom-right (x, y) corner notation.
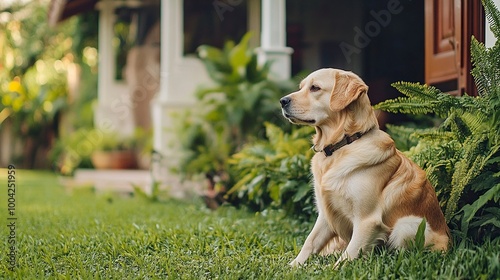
top-left (152, 0), bottom-right (182, 155)
top-left (94, 1), bottom-right (134, 136)
top-left (152, 0), bottom-right (185, 183)
top-left (257, 0), bottom-right (293, 80)
top-left (158, 0), bottom-right (183, 104)
top-left (153, 0), bottom-right (209, 158)
top-left (97, 1), bottom-right (115, 106)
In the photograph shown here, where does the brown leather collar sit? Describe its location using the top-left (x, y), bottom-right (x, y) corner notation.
top-left (313, 130), bottom-right (371, 157)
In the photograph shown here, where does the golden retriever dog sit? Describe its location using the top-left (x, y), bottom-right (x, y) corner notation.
top-left (280, 68), bottom-right (449, 268)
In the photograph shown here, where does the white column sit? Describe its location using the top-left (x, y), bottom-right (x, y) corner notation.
top-left (97, 1), bottom-right (115, 105)
top-left (148, 0), bottom-right (180, 192)
top-left (158, 0), bottom-right (182, 104)
top-left (94, 1), bottom-right (134, 136)
top-left (257, 0), bottom-right (293, 80)
top-left (152, 0), bottom-right (182, 155)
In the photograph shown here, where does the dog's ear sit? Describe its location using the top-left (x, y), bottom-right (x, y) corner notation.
top-left (330, 71), bottom-right (368, 111)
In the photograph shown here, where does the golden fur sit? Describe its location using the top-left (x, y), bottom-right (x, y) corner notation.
top-left (280, 68), bottom-right (449, 268)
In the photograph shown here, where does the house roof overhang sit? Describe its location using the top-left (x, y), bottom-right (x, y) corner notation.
top-left (48, 0), bottom-right (98, 26)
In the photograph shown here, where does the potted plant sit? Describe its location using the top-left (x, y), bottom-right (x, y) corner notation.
top-left (90, 130), bottom-right (137, 170)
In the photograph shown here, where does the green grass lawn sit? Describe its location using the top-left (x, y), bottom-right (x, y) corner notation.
top-left (0, 169), bottom-right (498, 279)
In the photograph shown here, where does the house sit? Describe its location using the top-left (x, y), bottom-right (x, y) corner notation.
top-left (48, 0), bottom-right (499, 193)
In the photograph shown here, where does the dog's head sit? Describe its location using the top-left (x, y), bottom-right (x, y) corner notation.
top-left (280, 68), bottom-right (369, 126)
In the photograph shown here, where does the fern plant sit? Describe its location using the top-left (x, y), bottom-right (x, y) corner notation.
top-left (227, 123), bottom-right (315, 219)
top-left (375, 0), bottom-right (500, 242)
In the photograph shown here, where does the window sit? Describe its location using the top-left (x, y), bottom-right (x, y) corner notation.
top-left (113, 4), bottom-right (160, 80)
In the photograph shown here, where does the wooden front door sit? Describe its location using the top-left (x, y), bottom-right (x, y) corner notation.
top-left (425, 0), bottom-right (484, 96)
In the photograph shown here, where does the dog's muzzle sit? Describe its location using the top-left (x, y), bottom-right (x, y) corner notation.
top-left (280, 96), bottom-right (292, 118)
top-left (280, 96), bottom-right (291, 108)
top-left (280, 96), bottom-right (315, 125)
top-left (280, 96), bottom-right (293, 119)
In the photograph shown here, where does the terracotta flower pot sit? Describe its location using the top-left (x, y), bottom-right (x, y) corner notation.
top-left (91, 150), bottom-right (137, 169)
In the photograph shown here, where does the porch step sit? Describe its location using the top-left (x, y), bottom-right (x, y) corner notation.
top-left (60, 169), bottom-right (205, 199)
top-left (65, 169), bottom-right (151, 195)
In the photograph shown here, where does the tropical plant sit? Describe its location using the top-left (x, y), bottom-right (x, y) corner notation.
top-left (0, 1), bottom-right (85, 168)
top-left (227, 122), bottom-right (315, 219)
top-left (375, 0), bottom-right (500, 242)
top-left (174, 33), bottom-right (295, 182)
top-left (1, 61), bottom-right (68, 168)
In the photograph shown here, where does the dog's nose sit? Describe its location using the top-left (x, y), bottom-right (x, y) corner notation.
top-left (280, 97), bottom-right (291, 108)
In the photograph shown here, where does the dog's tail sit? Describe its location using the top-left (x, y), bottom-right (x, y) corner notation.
top-left (387, 215), bottom-right (448, 251)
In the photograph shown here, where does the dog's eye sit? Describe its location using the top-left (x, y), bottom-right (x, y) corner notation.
top-left (310, 85), bottom-right (321, 92)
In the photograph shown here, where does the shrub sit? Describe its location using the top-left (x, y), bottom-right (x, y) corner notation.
top-left (227, 123), bottom-right (315, 219)
top-left (375, 0), bottom-right (500, 243)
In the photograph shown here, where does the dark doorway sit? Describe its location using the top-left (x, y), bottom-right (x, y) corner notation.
top-left (286, 0), bottom-right (425, 108)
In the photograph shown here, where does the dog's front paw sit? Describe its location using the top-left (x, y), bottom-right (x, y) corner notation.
top-left (333, 252), bottom-right (349, 269)
top-left (289, 258), bottom-right (303, 267)
top-left (333, 258), bottom-right (344, 269)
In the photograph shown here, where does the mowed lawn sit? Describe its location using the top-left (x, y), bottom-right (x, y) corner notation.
top-left (0, 169), bottom-right (498, 279)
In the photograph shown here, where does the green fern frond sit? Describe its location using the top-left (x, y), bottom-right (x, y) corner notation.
top-left (443, 111), bottom-right (473, 143)
top-left (386, 124), bottom-right (429, 151)
top-left (470, 38), bottom-right (489, 97)
top-left (392, 82), bottom-right (443, 99)
top-left (413, 129), bottom-right (456, 143)
top-left (457, 110), bottom-right (489, 134)
top-left (374, 97), bottom-right (436, 115)
top-left (456, 94), bottom-right (489, 114)
top-left (375, 82), bottom-right (439, 115)
top-left (426, 161), bottom-right (453, 188)
top-left (407, 138), bottom-right (459, 169)
top-left (446, 134), bottom-right (490, 220)
top-left (385, 124), bottom-right (425, 135)
top-left (470, 37), bottom-right (500, 98)
top-left (411, 140), bottom-right (458, 200)
top-left (482, 0), bottom-right (500, 39)
top-left (375, 82), bottom-right (459, 118)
